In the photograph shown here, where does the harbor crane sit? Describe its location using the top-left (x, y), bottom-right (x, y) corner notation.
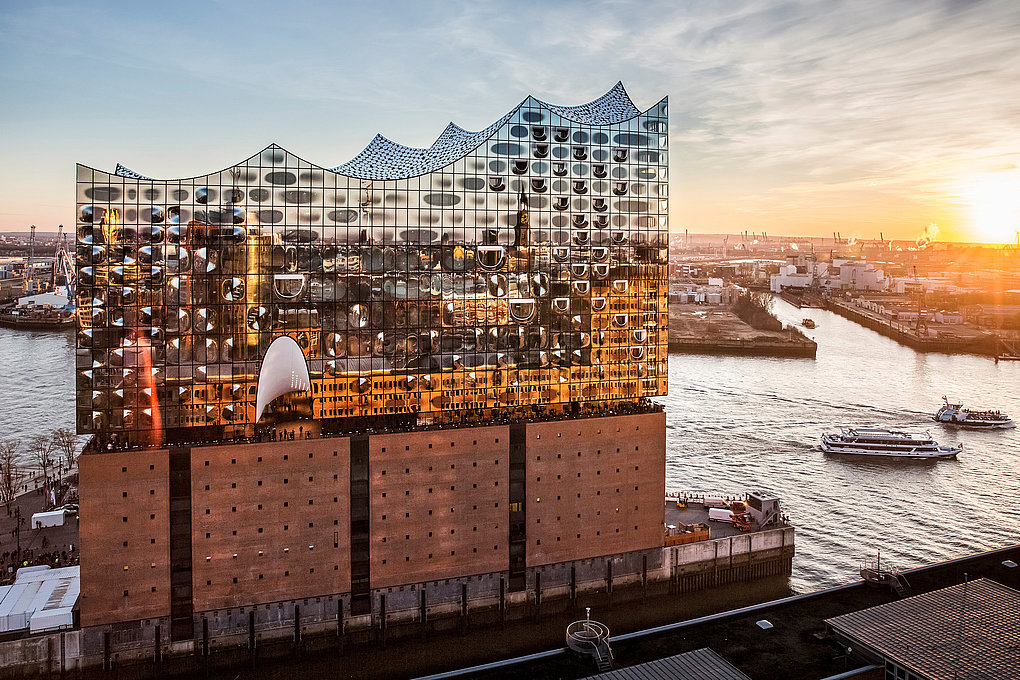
top-left (912, 266), bottom-right (927, 336)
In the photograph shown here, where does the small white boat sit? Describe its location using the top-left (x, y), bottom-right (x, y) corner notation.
top-left (934, 397), bottom-right (1015, 429)
top-left (821, 427), bottom-right (961, 459)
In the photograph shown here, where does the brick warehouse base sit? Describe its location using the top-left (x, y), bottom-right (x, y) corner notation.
top-left (78, 412), bottom-right (666, 636)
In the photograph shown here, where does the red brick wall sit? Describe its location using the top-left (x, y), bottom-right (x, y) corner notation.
top-left (190, 438), bottom-right (351, 611)
top-left (368, 426), bottom-right (509, 588)
top-left (79, 449), bottom-right (170, 626)
top-left (525, 412), bottom-right (665, 566)
top-left (78, 412), bottom-right (665, 627)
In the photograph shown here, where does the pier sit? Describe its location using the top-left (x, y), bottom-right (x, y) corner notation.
top-left (825, 297), bottom-right (996, 355)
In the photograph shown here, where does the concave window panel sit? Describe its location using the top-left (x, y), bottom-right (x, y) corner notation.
top-left (75, 84), bottom-right (668, 437)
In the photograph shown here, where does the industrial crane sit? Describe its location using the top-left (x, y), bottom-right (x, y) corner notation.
top-left (26, 224), bottom-right (36, 295)
top-left (912, 266), bottom-right (927, 336)
top-left (54, 226), bottom-right (75, 309)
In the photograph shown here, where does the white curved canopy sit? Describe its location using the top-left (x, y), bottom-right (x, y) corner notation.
top-left (255, 336), bottom-right (312, 422)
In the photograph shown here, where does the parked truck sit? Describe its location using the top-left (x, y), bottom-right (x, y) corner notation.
top-left (707, 507), bottom-right (752, 531)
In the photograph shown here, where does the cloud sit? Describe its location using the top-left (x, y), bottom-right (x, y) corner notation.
top-left (0, 0), bottom-right (1018, 239)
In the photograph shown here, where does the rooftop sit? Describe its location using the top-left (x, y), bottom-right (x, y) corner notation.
top-left (587, 648), bottom-right (751, 680)
top-left (826, 578), bottom-right (1020, 680)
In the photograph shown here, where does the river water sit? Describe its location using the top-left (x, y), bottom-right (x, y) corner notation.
top-left (1, 297), bottom-right (1017, 592)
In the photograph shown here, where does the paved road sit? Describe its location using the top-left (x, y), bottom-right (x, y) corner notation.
top-left (0, 469), bottom-right (79, 582)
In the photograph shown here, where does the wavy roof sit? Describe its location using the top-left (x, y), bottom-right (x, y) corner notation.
top-left (330, 81), bottom-right (643, 180)
top-left (112, 82), bottom-right (656, 182)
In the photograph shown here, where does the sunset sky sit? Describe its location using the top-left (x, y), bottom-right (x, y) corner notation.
top-left (1, 0), bottom-right (1018, 243)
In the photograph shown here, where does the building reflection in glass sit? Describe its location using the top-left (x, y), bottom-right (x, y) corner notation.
top-left (75, 84), bottom-right (669, 444)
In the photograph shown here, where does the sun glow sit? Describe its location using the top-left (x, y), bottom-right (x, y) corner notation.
top-left (963, 171), bottom-right (1020, 244)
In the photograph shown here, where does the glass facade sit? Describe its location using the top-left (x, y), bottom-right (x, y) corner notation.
top-left (75, 84), bottom-right (669, 444)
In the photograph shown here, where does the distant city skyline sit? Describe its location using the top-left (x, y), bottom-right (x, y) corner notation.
top-left (1, 0), bottom-right (1018, 243)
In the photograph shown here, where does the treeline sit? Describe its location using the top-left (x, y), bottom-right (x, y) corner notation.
top-left (732, 292), bottom-right (784, 332)
top-left (0, 428), bottom-right (79, 516)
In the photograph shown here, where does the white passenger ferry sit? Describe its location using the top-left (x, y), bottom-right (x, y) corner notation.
top-left (820, 428), bottom-right (962, 459)
top-left (933, 398), bottom-right (1015, 429)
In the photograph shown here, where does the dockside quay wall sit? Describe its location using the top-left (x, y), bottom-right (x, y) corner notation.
top-left (0, 530), bottom-right (796, 678)
top-left (664, 527), bottom-right (795, 593)
top-left (826, 298), bottom-right (994, 355)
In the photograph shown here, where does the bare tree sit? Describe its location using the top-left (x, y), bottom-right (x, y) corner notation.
top-left (52, 428), bottom-right (78, 469)
top-left (0, 439), bottom-right (23, 516)
top-left (27, 434), bottom-right (56, 488)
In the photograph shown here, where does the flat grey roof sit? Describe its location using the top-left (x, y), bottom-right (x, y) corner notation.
top-left (825, 578), bottom-right (1020, 680)
top-left (585, 648), bottom-right (751, 680)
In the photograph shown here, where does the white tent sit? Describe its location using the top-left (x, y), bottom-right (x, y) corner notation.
top-left (0, 565), bottom-right (79, 633)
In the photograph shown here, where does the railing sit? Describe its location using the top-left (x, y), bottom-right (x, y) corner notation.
top-left (664, 527), bottom-right (710, 546)
top-left (565, 619), bottom-right (610, 656)
top-left (665, 490), bottom-right (748, 504)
